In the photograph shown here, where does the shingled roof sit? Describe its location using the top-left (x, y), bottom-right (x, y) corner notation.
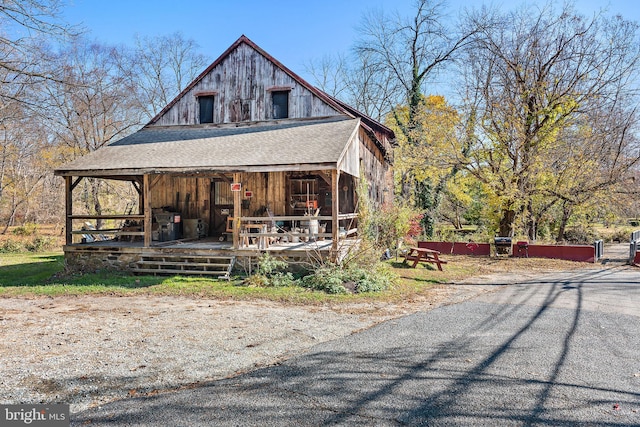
top-left (55, 117), bottom-right (360, 176)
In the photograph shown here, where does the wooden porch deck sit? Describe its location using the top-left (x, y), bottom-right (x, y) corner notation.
top-left (63, 236), bottom-right (359, 277)
top-left (66, 235), bottom-right (337, 252)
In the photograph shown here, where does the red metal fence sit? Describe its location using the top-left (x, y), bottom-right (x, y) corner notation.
top-left (417, 241), bottom-right (596, 263)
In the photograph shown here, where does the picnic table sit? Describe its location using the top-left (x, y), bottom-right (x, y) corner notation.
top-left (403, 247), bottom-right (447, 271)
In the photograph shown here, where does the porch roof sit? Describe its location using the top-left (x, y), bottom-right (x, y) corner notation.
top-left (54, 117), bottom-right (360, 177)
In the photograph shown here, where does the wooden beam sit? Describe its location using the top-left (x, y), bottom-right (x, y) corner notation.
top-left (143, 174), bottom-right (152, 247)
top-left (232, 172), bottom-right (241, 249)
top-left (70, 177), bottom-right (83, 191)
top-left (331, 169), bottom-right (340, 259)
top-left (68, 214), bottom-right (146, 220)
top-left (216, 173), bottom-right (232, 184)
top-left (65, 176), bottom-right (73, 245)
top-left (131, 179), bottom-right (141, 195)
top-left (317, 170), bottom-right (332, 185)
top-left (151, 175), bottom-right (162, 189)
top-left (138, 179), bottom-right (144, 215)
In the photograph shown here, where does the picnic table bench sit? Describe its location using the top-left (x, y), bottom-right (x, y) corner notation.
top-left (403, 247), bottom-right (448, 271)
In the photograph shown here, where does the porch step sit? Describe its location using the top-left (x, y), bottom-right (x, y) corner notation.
top-left (135, 254), bottom-right (235, 280)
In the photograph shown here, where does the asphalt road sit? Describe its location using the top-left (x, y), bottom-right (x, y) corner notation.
top-left (72, 265), bottom-right (640, 426)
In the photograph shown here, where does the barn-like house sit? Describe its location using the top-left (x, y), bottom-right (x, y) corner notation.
top-left (54, 35), bottom-right (395, 276)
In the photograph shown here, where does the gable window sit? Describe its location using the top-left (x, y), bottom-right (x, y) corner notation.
top-left (198, 95), bottom-right (214, 124)
top-left (272, 91), bottom-right (289, 119)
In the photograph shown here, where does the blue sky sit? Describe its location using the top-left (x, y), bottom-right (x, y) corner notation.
top-left (61, 0), bottom-right (639, 83)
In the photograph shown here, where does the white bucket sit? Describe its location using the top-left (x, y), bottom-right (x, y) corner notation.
top-left (308, 219), bottom-right (319, 235)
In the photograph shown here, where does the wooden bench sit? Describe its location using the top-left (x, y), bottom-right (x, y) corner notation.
top-left (403, 247), bottom-right (448, 271)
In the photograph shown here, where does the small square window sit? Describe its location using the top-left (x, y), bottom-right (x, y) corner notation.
top-left (198, 96), bottom-right (214, 123)
top-left (272, 91), bottom-right (289, 119)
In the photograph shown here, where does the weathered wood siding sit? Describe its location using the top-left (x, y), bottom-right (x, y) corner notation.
top-left (153, 43), bottom-right (342, 126)
top-left (149, 172), bottom-right (289, 228)
top-left (338, 133), bottom-right (360, 177)
top-left (241, 171), bottom-right (287, 216)
top-left (146, 131), bottom-right (391, 226)
top-left (358, 128), bottom-right (393, 206)
top-left (151, 175), bottom-right (211, 220)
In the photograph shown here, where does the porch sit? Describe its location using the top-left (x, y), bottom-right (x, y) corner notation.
top-left (63, 232), bottom-right (360, 278)
top-left (55, 118), bottom-right (391, 275)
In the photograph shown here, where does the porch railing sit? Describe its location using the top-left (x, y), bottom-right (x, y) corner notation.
top-left (236, 214), bottom-right (358, 246)
top-left (67, 213), bottom-right (359, 246)
top-left (68, 214), bottom-right (145, 243)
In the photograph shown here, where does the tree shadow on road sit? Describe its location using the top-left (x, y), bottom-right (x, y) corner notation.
top-left (71, 269), bottom-right (640, 426)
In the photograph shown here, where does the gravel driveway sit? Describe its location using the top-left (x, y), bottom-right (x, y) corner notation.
top-left (0, 283), bottom-right (495, 413)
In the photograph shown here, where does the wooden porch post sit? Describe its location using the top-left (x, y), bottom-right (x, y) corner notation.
top-left (64, 176), bottom-right (73, 245)
top-left (232, 172), bottom-right (241, 249)
top-left (143, 174), bottom-right (152, 247)
top-left (331, 169), bottom-right (340, 259)
top-left (135, 177), bottom-right (143, 214)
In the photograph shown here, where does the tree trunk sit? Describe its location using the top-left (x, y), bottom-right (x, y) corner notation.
top-left (556, 203), bottom-right (572, 242)
top-left (498, 208), bottom-right (515, 237)
top-left (527, 216), bottom-right (537, 241)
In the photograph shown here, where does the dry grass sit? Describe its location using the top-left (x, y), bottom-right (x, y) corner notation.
top-left (387, 253), bottom-right (597, 284)
top-left (446, 254), bottom-right (597, 274)
top-left (0, 224), bottom-right (65, 251)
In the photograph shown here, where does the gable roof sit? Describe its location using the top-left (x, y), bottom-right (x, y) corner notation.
top-left (54, 117), bottom-right (361, 177)
top-left (148, 35), bottom-right (394, 147)
top-left (55, 36), bottom-right (395, 178)
top-left (148, 35), bottom-right (350, 126)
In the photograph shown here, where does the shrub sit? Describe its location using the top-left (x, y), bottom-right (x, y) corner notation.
top-left (243, 253), bottom-right (295, 287)
top-left (362, 203), bottom-right (424, 251)
top-left (563, 226), bottom-right (597, 244)
top-left (0, 239), bottom-right (24, 253)
top-left (11, 223), bottom-right (38, 236)
top-left (299, 261), bottom-right (396, 294)
top-left (600, 227), bottom-right (633, 243)
top-left (24, 236), bottom-right (56, 252)
top-left (300, 264), bottom-right (348, 294)
top-left (347, 263), bottom-right (396, 293)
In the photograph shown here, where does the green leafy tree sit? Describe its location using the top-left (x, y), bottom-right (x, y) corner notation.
top-left (387, 95), bottom-right (464, 236)
top-left (460, 2), bottom-right (640, 238)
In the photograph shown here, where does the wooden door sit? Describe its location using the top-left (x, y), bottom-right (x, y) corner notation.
top-left (210, 179), bottom-right (233, 236)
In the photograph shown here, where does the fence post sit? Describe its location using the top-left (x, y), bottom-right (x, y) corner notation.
top-left (630, 231), bottom-right (640, 265)
top-left (593, 240), bottom-right (603, 261)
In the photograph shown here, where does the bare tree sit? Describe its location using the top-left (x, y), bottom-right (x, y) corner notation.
top-left (355, 0), bottom-right (471, 130)
top-left (44, 39), bottom-right (142, 154)
top-left (351, 0), bottom-right (476, 237)
top-left (0, 100), bottom-right (53, 231)
top-left (343, 49), bottom-right (400, 122)
top-left (0, 0), bottom-right (74, 105)
top-left (305, 54), bottom-right (348, 99)
top-left (42, 38), bottom-right (143, 223)
top-left (127, 32), bottom-right (209, 121)
top-left (306, 50), bottom-right (399, 122)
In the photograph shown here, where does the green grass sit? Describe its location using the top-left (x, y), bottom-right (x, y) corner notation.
top-left (0, 252), bottom-right (461, 303)
top-left (0, 253), bottom-right (66, 287)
